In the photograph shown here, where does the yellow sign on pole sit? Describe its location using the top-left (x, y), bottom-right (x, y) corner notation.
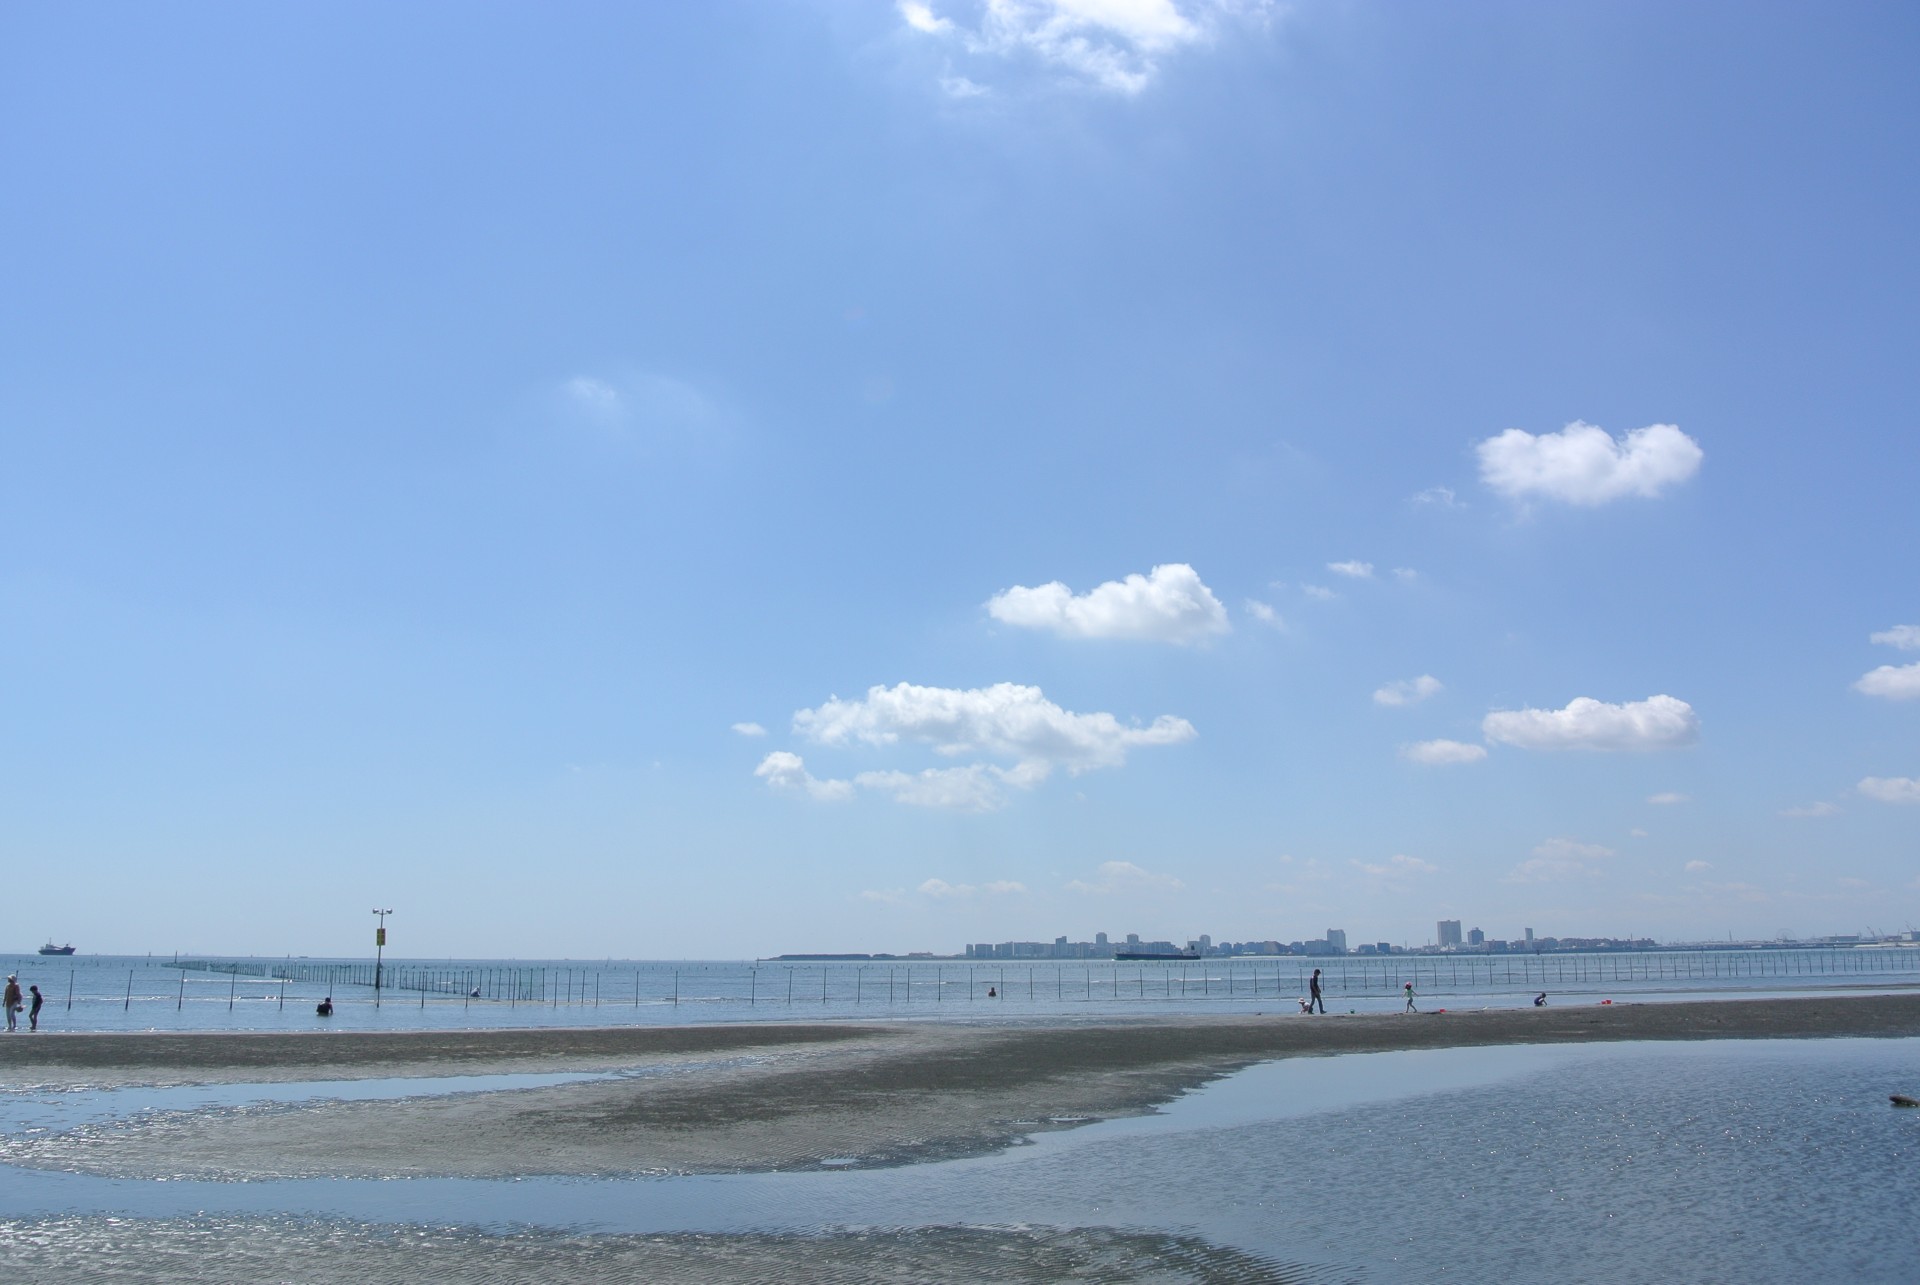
top-left (376, 927), bottom-right (387, 947)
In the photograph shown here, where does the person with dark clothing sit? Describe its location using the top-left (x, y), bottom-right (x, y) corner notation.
top-left (1308, 968), bottom-right (1325, 1014)
top-left (2, 976), bottom-right (19, 1032)
top-left (27, 985), bottom-right (43, 1031)
top-left (316, 996), bottom-right (334, 1017)
top-left (1534, 992), bottom-right (1547, 1007)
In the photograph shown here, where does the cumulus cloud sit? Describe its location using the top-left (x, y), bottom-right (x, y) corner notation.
top-left (896, 0), bottom-right (1250, 95)
top-left (1647, 791), bottom-right (1689, 805)
top-left (987, 563), bottom-right (1228, 644)
top-left (1871, 624), bottom-right (1920, 650)
top-left (754, 751), bottom-right (855, 802)
top-left (1507, 837), bottom-right (1616, 882)
top-left (1064, 859), bottom-right (1184, 894)
top-left (1855, 663), bottom-right (1920, 700)
top-left (1400, 739), bottom-right (1486, 765)
top-left (1780, 801), bottom-right (1839, 818)
top-left (1859, 776), bottom-right (1920, 804)
top-left (1483, 695), bottom-right (1699, 752)
top-left (1373, 675), bottom-right (1442, 707)
top-left (795, 681), bottom-right (1195, 778)
top-left (1327, 560), bottom-right (1374, 579)
top-left (1477, 421), bottom-right (1703, 505)
top-left (731, 722), bottom-right (767, 737)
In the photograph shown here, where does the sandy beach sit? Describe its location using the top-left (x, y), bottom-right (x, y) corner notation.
top-left (3, 994), bottom-right (1916, 1181)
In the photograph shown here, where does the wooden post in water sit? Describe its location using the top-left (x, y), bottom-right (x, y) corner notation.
top-left (822, 968), bottom-right (828, 1004)
top-left (673, 970), bottom-right (679, 1006)
top-left (68, 969), bottom-right (74, 1012)
top-left (177, 973), bottom-right (185, 1011)
top-left (226, 969), bottom-right (235, 1012)
top-left (279, 978), bottom-right (286, 1011)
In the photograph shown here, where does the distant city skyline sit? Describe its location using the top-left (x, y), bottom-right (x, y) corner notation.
top-left (2, 3), bottom-right (1914, 958)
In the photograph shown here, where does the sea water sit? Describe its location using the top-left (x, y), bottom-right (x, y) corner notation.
top-left (5, 949), bottom-right (1917, 1034)
top-left (0, 1038), bottom-right (1916, 1280)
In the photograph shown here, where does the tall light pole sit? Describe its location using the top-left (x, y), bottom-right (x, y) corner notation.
top-left (372, 908), bottom-right (393, 1004)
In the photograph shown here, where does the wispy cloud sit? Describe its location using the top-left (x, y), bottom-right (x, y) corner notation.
top-left (1647, 791), bottom-right (1689, 805)
top-left (918, 877), bottom-right (1027, 898)
top-left (1477, 421), bottom-right (1703, 506)
top-left (1410, 486), bottom-right (1464, 509)
top-left (1373, 675), bottom-right (1441, 707)
top-left (1780, 801), bottom-right (1839, 818)
top-left (731, 722), bottom-right (767, 737)
top-left (1326, 560), bottom-right (1374, 579)
top-left (1302, 584), bottom-right (1336, 601)
top-left (1400, 739), bottom-right (1486, 765)
top-left (1065, 859), bottom-right (1184, 894)
top-left (754, 751), bottom-right (855, 802)
top-left (1870, 624), bottom-right (1920, 651)
top-left (1242, 598), bottom-right (1285, 629)
top-left (895, 0), bottom-right (1264, 96)
top-left (1506, 837), bottom-right (1615, 882)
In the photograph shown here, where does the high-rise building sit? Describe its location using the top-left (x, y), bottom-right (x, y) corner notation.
top-left (1438, 919), bottom-right (1463, 948)
top-left (1524, 927), bottom-right (1535, 943)
top-left (1326, 929), bottom-right (1348, 954)
top-left (1467, 927), bottom-right (1485, 947)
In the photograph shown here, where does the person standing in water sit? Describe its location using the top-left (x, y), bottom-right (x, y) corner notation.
top-left (27, 985), bottom-right (43, 1031)
top-left (1403, 981), bottom-right (1418, 1012)
top-left (2, 975), bottom-right (20, 1032)
top-left (1308, 968), bottom-right (1325, 1014)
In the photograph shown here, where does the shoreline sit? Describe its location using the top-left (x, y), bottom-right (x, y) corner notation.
top-left (3, 994), bottom-right (1916, 1181)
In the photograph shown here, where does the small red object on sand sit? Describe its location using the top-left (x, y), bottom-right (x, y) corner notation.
top-left (1601, 999), bottom-right (1612, 1004)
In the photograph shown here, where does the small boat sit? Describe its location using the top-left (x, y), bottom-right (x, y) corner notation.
top-left (37, 942), bottom-right (75, 956)
top-left (1892, 1094), bottom-right (1919, 1108)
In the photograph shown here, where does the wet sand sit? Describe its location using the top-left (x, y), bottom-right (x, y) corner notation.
top-left (3, 994), bottom-right (1915, 1181)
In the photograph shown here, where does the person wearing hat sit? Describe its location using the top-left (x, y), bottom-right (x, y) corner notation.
top-left (2, 975), bottom-right (20, 1032)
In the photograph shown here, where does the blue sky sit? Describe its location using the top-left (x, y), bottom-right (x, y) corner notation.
top-left (2, 1), bottom-right (1915, 958)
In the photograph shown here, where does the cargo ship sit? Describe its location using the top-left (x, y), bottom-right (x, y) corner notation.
top-left (38, 942), bottom-right (75, 956)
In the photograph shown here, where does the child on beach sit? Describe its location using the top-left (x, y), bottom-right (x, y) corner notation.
top-left (28, 985), bottom-right (43, 1031)
top-left (1403, 981), bottom-right (1417, 1013)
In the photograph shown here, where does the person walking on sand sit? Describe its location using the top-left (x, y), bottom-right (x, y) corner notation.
top-left (1308, 968), bottom-right (1325, 1014)
top-left (27, 985), bottom-right (43, 1032)
top-left (1403, 981), bottom-right (1418, 1013)
top-left (3, 975), bottom-right (20, 1032)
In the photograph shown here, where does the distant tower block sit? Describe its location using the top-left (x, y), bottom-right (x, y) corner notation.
top-left (1326, 929), bottom-right (1347, 954)
top-left (1437, 919), bottom-right (1463, 949)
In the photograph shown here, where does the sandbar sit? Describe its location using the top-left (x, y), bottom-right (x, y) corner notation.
top-left (2, 994), bottom-right (1915, 1180)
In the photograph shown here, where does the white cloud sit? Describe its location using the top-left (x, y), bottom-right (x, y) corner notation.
top-left (1629, 827), bottom-right (1648, 838)
top-left (1064, 859), bottom-right (1184, 894)
top-left (940, 74), bottom-right (990, 97)
top-left (1684, 860), bottom-right (1712, 873)
top-left (731, 722), bottom-right (767, 737)
top-left (897, 0), bottom-right (1241, 95)
top-left (1411, 486), bottom-right (1463, 508)
top-left (563, 376), bottom-right (621, 415)
top-left (1859, 776), bottom-right (1920, 804)
top-left (754, 751), bottom-right (855, 802)
top-left (1302, 584), bottom-right (1336, 601)
top-left (1647, 791), bottom-right (1689, 805)
top-left (559, 371), bottom-right (720, 439)
top-left (1351, 854), bottom-right (1438, 892)
top-left (1871, 624), bottom-right (1920, 651)
top-left (1243, 599), bottom-right (1285, 629)
top-left (1780, 801), bottom-right (1839, 818)
top-left (859, 888), bottom-right (907, 904)
top-left (1373, 675), bottom-right (1442, 707)
top-left (1400, 739), bottom-right (1486, 765)
top-left (987, 563), bottom-right (1228, 644)
top-left (855, 765), bottom-right (1008, 812)
top-left (1483, 695), bottom-right (1699, 752)
top-left (1391, 567), bottom-right (1418, 583)
top-left (1327, 560), bottom-right (1374, 579)
top-left (898, 1), bottom-right (954, 33)
top-left (1507, 837), bottom-right (1615, 882)
top-left (1855, 662), bottom-right (1920, 700)
top-left (795, 681), bottom-right (1195, 779)
top-left (918, 877), bottom-right (1028, 898)
top-left (1476, 421), bottom-right (1703, 505)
